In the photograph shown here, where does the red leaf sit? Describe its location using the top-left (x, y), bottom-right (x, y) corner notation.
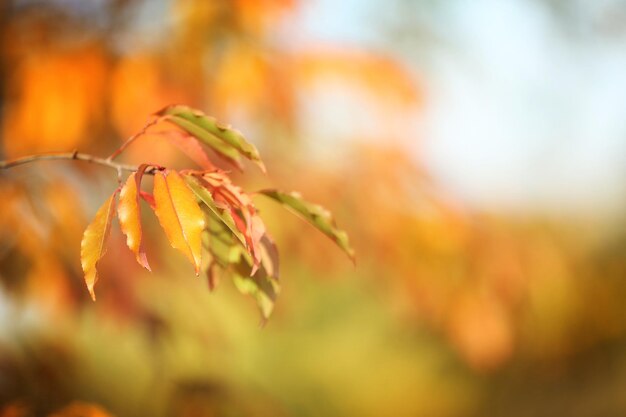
top-left (156, 130), bottom-right (217, 170)
top-left (139, 191), bottom-right (155, 208)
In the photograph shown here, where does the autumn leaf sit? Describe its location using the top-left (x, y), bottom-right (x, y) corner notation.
top-left (202, 171), bottom-right (253, 209)
top-left (118, 165), bottom-right (150, 270)
top-left (239, 211), bottom-right (265, 275)
top-left (203, 214), bottom-right (241, 268)
top-left (233, 272), bottom-right (278, 321)
top-left (166, 115), bottom-right (244, 170)
top-left (153, 170), bottom-right (205, 274)
top-left (186, 173), bottom-right (264, 273)
top-left (258, 189), bottom-right (355, 261)
top-left (157, 105), bottom-right (265, 172)
top-left (259, 234), bottom-right (279, 281)
top-left (185, 175), bottom-right (247, 248)
top-left (139, 191), bottom-right (156, 208)
top-left (80, 191), bottom-right (118, 301)
top-left (156, 129), bottom-right (217, 170)
top-left (232, 235), bottom-right (280, 320)
top-left (204, 214), bottom-right (279, 319)
top-left (1, 102), bottom-right (355, 322)
top-left (206, 262), bottom-right (220, 291)
top-left (199, 209), bottom-right (279, 319)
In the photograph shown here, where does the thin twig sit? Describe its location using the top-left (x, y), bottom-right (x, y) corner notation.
top-left (108, 117), bottom-right (160, 161)
top-left (0, 151), bottom-right (157, 174)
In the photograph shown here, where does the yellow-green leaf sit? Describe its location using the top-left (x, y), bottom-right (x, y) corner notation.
top-left (258, 189), bottom-right (355, 262)
top-left (166, 115), bottom-right (244, 171)
top-left (118, 166), bottom-right (150, 270)
top-left (200, 212), bottom-right (279, 319)
top-left (80, 191), bottom-right (117, 301)
top-left (186, 173), bottom-right (265, 274)
top-left (153, 170), bottom-right (205, 274)
top-left (185, 175), bottom-right (247, 248)
top-left (232, 244), bottom-right (280, 320)
top-left (158, 105), bottom-right (265, 172)
top-left (228, 233), bottom-right (280, 320)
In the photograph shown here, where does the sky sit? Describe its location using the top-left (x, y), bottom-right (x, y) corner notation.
top-left (23, 0), bottom-right (625, 216)
top-left (286, 0), bottom-right (626, 217)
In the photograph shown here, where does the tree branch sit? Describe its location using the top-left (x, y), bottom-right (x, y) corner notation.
top-left (0, 151), bottom-right (158, 174)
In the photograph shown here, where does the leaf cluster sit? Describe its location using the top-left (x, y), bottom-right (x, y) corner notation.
top-left (80, 106), bottom-right (353, 319)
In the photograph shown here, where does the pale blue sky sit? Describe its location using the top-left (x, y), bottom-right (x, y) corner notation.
top-left (284, 0), bottom-right (626, 216)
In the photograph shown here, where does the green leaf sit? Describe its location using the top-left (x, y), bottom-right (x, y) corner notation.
top-left (185, 175), bottom-right (247, 248)
top-left (232, 273), bottom-right (278, 321)
top-left (258, 189), bottom-right (355, 262)
top-left (204, 215), bottom-right (242, 267)
top-left (167, 115), bottom-right (243, 170)
top-left (201, 206), bottom-right (279, 320)
top-left (199, 201), bottom-right (280, 320)
top-left (158, 105), bottom-right (265, 172)
top-left (232, 250), bottom-right (280, 320)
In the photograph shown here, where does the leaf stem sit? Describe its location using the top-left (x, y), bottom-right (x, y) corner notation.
top-left (108, 117), bottom-right (160, 161)
top-left (0, 151), bottom-right (157, 174)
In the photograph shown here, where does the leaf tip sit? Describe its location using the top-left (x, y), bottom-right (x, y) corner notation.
top-left (89, 291), bottom-right (96, 302)
top-left (255, 160), bottom-right (267, 174)
top-left (138, 253), bottom-right (151, 271)
top-left (348, 250), bottom-right (357, 266)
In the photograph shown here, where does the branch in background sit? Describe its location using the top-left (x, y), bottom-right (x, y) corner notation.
top-left (0, 151), bottom-right (158, 174)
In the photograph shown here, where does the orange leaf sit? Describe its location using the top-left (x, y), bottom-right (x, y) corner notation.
top-left (153, 170), bottom-right (205, 273)
top-left (156, 129), bottom-right (217, 170)
top-left (80, 191), bottom-right (117, 301)
top-left (118, 165), bottom-right (151, 270)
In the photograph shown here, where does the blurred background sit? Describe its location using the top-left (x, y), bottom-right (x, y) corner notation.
top-left (1, 0), bottom-right (625, 416)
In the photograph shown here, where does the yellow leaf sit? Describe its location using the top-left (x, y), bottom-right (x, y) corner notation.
top-left (80, 192), bottom-right (117, 301)
top-left (118, 166), bottom-right (150, 270)
top-left (153, 170), bottom-right (205, 273)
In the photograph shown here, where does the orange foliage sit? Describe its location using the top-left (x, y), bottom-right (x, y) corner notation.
top-left (3, 45), bottom-right (108, 156)
top-left (0, 179), bottom-right (79, 313)
top-left (110, 56), bottom-right (187, 138)
top-left (2, 0), bottom-right (622, 384)
top-left (48, 402), bottom-right (114, 417)
top-left (294, 48), bottom-right (423, 107)
top-left (263, 141), bottom-right (625, 371)
top-left (234, 0), bottom-right (295, 33)
top-left (447, 290), bottom-right (514, 370)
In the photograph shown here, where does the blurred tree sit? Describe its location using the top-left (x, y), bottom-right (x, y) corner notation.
top-left (1, 1), bottom-right (626, 417)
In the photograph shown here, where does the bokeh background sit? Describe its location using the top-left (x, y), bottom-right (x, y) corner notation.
top-left (1, 0), bottom-right (626, 416)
